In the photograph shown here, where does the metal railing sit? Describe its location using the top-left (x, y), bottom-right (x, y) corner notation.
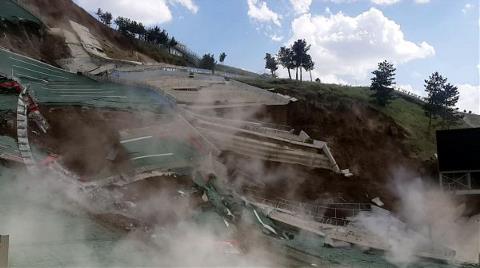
top-left (441, 172), bottom-right (471, 191)
top-left (249, 195), bottom-right (370, 226)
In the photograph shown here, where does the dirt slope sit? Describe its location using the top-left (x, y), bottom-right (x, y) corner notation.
top-left (208, 96), bottom-right (435, 210)
top-left (16, 0), bottom-right (153, 62)
top-left (0, 16), bottom-right (69, 66)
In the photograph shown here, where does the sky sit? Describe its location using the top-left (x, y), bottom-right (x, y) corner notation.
top-left (74, 0), bottom-right (479, 113)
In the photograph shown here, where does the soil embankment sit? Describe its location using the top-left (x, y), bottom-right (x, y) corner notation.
top-left (209, 97), bottom-right (431, 210)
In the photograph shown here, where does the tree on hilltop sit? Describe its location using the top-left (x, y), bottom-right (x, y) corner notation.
top-left (96, 8), bottom-right (112, 26)
top-left (219, 52), bottom-right (227, 64)
top-left (291, 39), bottom-right (310, 81)
top-left (264, 53), bottom-right (278, 77)
top-left (200, 54), bottom-right (216, 74)
top-left (278, 46), bottom-right (294, 80)
top-left (423, 72), bottom-right (461, 129)
top-left (168, 37), bottom-right (178, 54)
top-left (158, 30), bottom-right (169, 45)
top-left (303, 54), bottom-right (315, 82)
top-left (370, 60), bottom-right (396, 107)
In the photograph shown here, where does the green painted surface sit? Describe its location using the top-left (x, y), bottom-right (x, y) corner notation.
top-left (0, 168), bottom-right (124, 267)
top-left (0, 48), bottom-right (173, 112)
top-left (0, 135), bottom-right (20, 160)
top-left (0, 95), bottom-right (17, 111)
top-left (0, 1), bottom-right (42, 25)
top-left (121, 137), bottom-right (199, 171)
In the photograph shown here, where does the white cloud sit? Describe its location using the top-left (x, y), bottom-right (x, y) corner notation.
top-left (326, 0), bottom-right (359, 3)
top-left (414, 0), bottom-right (430, 4)
top-left (457, 84), bottom-right (480, 114)
top-left (270, 34), bottom-right (284, 42)
top-left (398, 84), bottom-right (425, 96)
top-left (462, 3), bottom-right (473, 14)
top-left (327, 0), bottom-right (430, 4)
top-left (290, 0), bottom-right (312, 14)
top-left (371, 0), bottom-right (401, 5)
top-left (74, 0), bottom-right (198, 25)
top-left (287, 8), bottom-right (435, 83)
top-left (247, 0), bottom-right (281, 26)
top-left (169, 0), bottom-right (198, 13)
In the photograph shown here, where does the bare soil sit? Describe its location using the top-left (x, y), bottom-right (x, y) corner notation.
top-left (95, 174), bottom-right (204, 232)
top-left (32, 106), bottom-right (160, 178)
top-left (211, 99), bottom-right (436, 210)
top-left (0, 21), bottom-right (70, 67)
top-left (16, 0), bottom-right (182, 65)
top-left (5, 99), bottom-right (433, 211)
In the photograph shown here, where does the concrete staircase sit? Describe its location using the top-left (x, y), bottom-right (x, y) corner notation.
top-left (185, 111), bottom-right (343, 172)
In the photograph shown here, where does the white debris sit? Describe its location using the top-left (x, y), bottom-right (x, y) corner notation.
top-left (324, 236), bottom-right (351, 248)
top-left (253, 209), bottom-right (278, 235)
top-left (202, 191), bottom-right (209, 202)
top-left (371, 197), bottom-right (384, 207)
top-left (125, 201), bottom-right (136, 208)
top-left (341, 169), bottom-right (354, 177)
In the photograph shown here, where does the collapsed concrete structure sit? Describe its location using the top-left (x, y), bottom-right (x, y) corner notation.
top-left (1, 1), bottom-right (478, 266)
top-left (0, 45), bottom-right (472, 266)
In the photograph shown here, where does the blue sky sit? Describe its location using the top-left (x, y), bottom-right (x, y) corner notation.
top-left (76, 0), bottom-right (479, 113)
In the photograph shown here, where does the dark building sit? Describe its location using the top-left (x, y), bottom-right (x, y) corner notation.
top-left (436, 128), bottom-right (480, 194)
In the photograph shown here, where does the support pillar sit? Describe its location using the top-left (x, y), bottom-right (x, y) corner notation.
top-left (439, 173), bottom-right (444, 190)
top-left (0, 235), bottom-right (9, 268)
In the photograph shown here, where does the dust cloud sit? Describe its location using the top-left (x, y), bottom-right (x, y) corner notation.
top-left (0, 165), bottom-right (281, 267)
top-left (352, 168), bottom-right (480, 266)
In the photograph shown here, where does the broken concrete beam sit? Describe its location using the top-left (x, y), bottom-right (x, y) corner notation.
top-left (298, 130), bottom-right (310, 142)
top-left (371, 197), bottom-right (384, 207)
top-left (324, 236), bottom-right (351, 248)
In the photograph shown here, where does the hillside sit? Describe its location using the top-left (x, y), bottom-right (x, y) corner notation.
top-left (237, 78), bottom-right (470, 161)
top-left (0, 0), bottom-right (260, 76)
top-left (17, 0), bottom-right (190, 65)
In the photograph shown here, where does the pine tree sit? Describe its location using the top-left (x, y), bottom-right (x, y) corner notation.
top-left (278, 46), bottom-right (294, 79)
top-left (199, 54), bottom-right (216, 74)
top-left (424, 72), bottom-right (461, 129)
top-left (264, 53), bottom-right (278, 77)
top-left (219, 52), bottom-right (227, 63)
top-left (302, 54), bottom-right (314, 82)
top-left (291, 39), bottom-right (310, 81)
top-left (370, 60), bottom-right (396, 107)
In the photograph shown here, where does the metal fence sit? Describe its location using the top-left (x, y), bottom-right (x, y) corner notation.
top-left (249, 195), bottom-right (371, 226)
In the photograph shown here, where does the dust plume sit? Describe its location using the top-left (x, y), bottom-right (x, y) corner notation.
top-left (0, 164), bottom-right (280, 267)
top-left (352, 168), bottom-right (480, 266)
